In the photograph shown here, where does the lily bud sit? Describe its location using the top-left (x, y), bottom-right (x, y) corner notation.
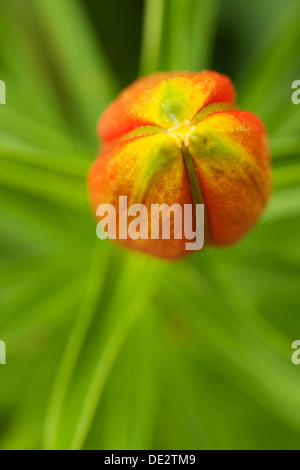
top-left (88, 71), bottom-right (271, 260)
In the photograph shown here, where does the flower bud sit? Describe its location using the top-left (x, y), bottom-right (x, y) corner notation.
top-left (88, 71), bottom-right (271, 259)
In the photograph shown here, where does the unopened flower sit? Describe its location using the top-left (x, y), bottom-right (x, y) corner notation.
top-left (88, 71), bottom-right (271, 260)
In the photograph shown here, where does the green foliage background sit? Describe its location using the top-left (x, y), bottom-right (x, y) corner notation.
top-left (0, 0), bottom-right (300, 450)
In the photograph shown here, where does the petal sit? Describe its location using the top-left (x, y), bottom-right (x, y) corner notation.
top-left (187, 110), bottom-right (271, 245)
top-left (99, 71), bottom-right (235, 144)
top-left (88, 133), bottom-right (194, 259)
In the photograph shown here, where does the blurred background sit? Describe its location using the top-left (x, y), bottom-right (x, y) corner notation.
top-left (0, 0), bottom-right (300, 450)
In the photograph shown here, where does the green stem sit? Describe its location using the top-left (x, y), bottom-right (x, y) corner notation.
top-left (190, 0), bottom-right (219, 71)
top-left (139, 0), bottom-right (165, 75)
top-left (43, 244), bottom-right (110, 450)
top-left (168, 0), bottom-right (193, 70)
top-left (69, 257), bottom-right (162, 450)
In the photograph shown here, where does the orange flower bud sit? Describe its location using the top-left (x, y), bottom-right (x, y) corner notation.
top-left (88, 71), bottom-right (271, 260)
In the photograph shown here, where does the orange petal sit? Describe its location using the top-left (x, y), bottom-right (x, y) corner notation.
top-left (88, 133), bottom-right (194, 259)
top-left (187, 110), bottom-right (271, 245)
top-left (99, 71), bottom-right (235, 144)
